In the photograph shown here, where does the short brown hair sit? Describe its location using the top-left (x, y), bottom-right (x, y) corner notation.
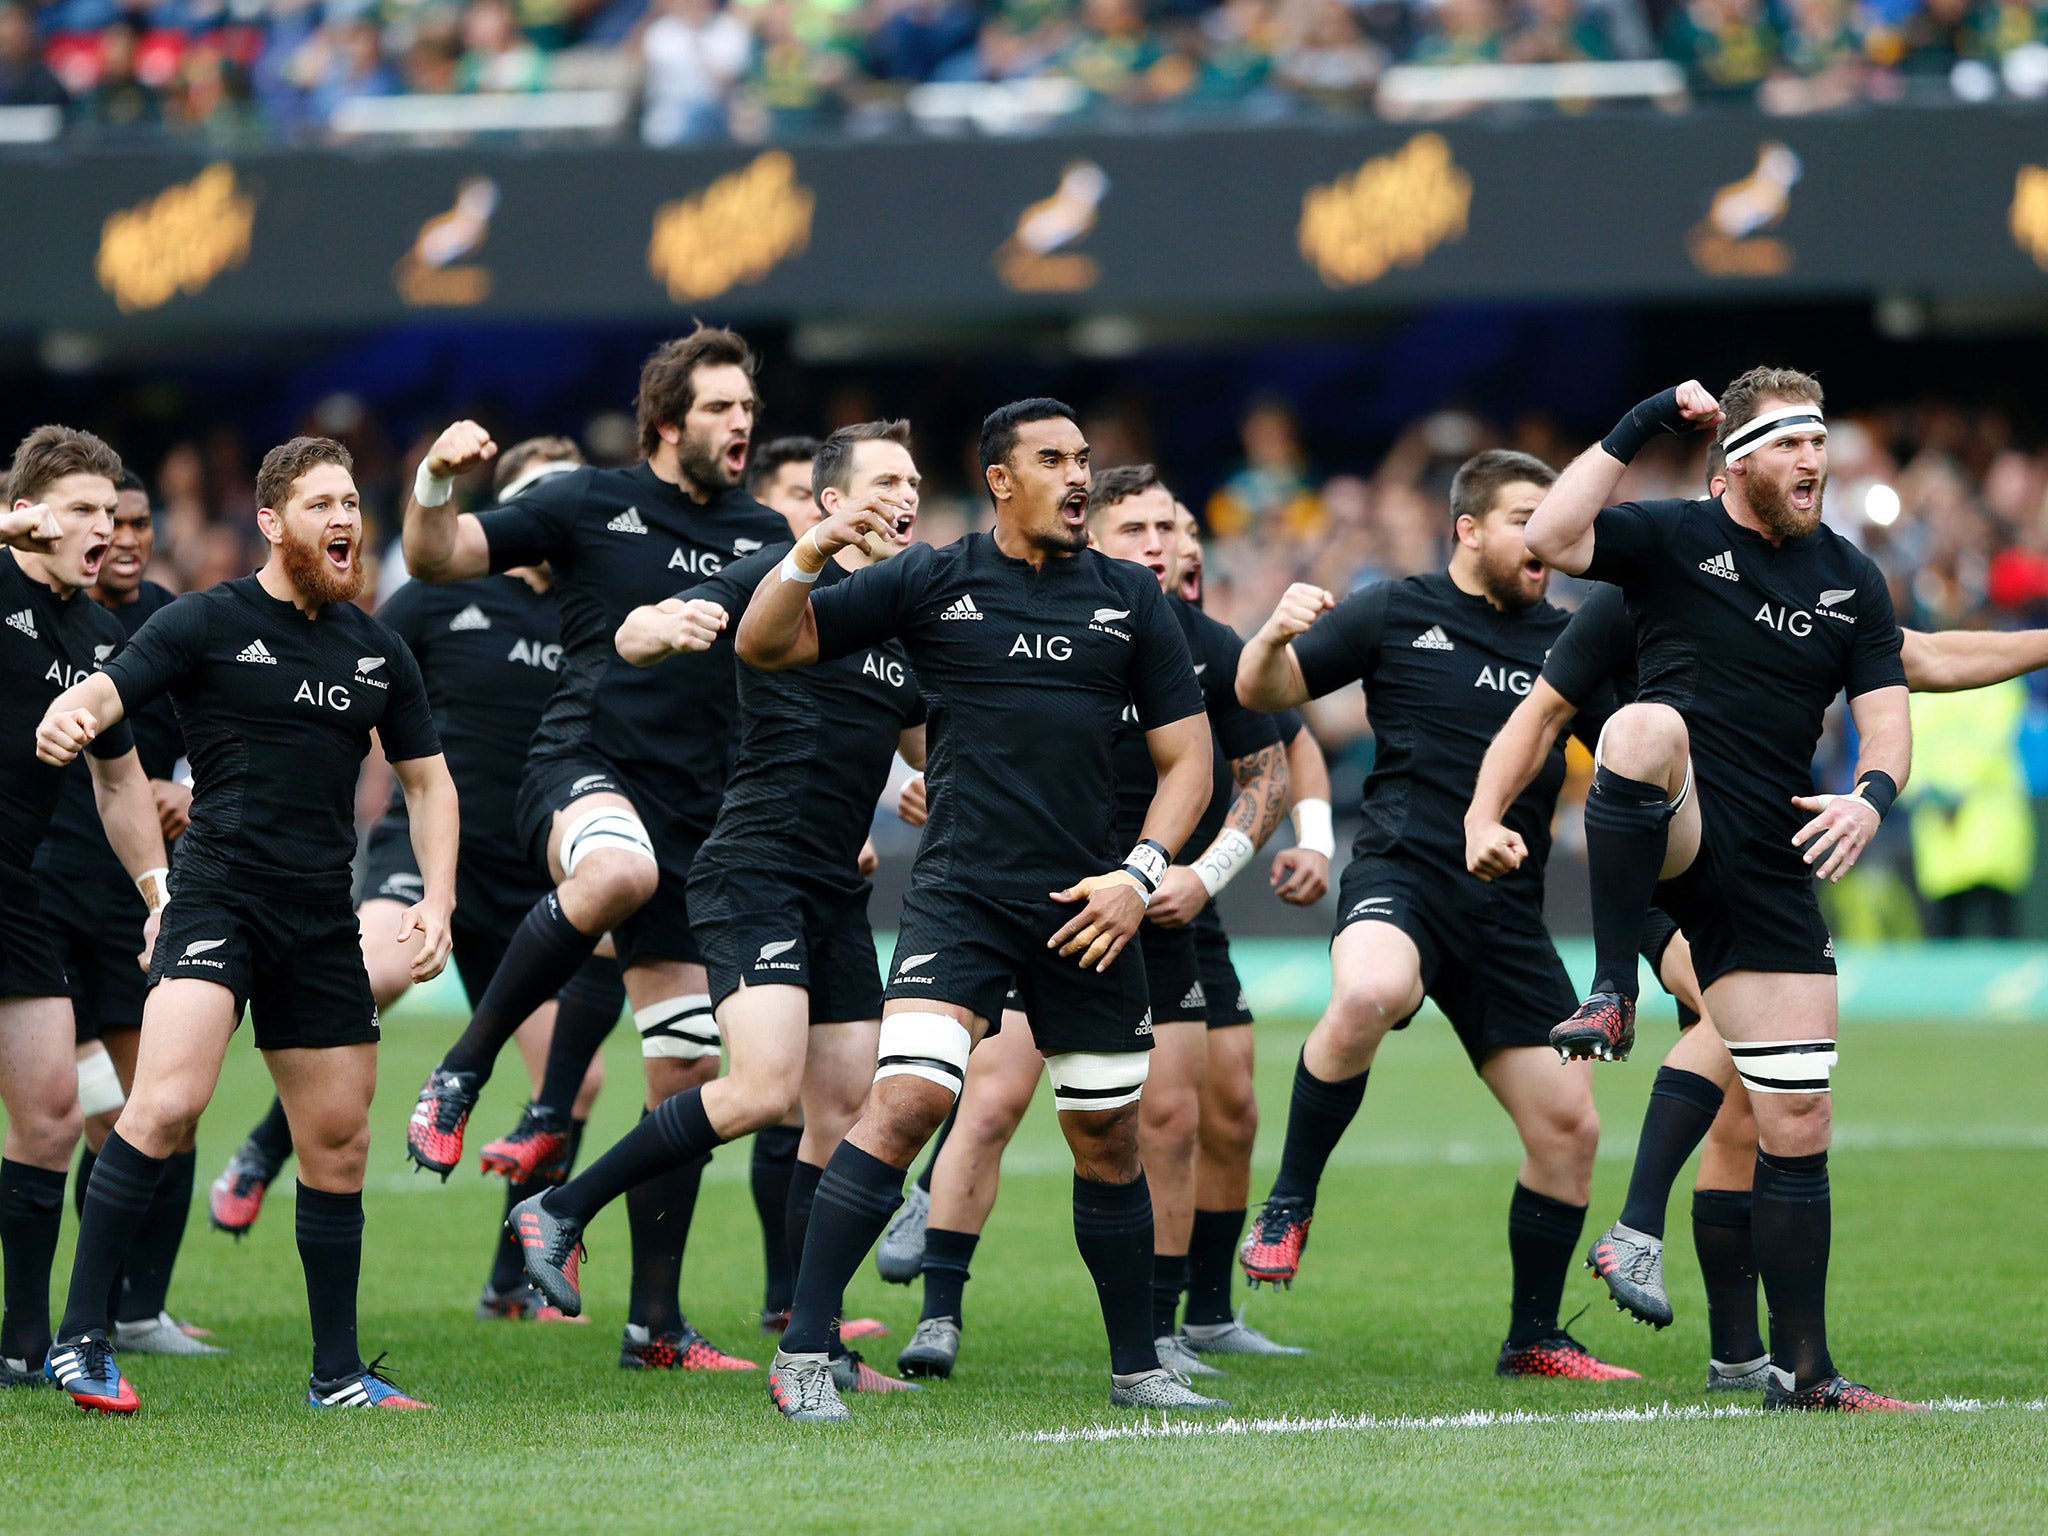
top-left (1716, 366), bottom-right (1823, 445)
top-left (7, 424), bottom-right (123, 507)
top-left (635, 325), bottom-right (758, 458)
top-left (1086, 462), bottom-right (1163, 520)
top-left (256, 436), bottom-right (354, 513)
top-left (1449, 449), bottom-right (1554, 527)
top-left (493, 434), bottom-right (584, 497)
top-left (812, 420), bottom-right (911, 501)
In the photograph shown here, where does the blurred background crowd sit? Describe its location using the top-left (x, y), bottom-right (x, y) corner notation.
top-left (5, 0), bottom-right (2048, 145)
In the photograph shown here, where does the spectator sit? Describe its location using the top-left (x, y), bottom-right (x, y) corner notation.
top-left (403, 16), bottom-right (463, 94)
top-left (1206, 396), bottom-right (1326, 539)
top-left (76, 20), bottom-right (162, 131)
top-left (457, 0), bottom-right (549, 90)
top-left (737, 0), bottom-right (852, 134)
top-left (1060, 0), bottom-right (1171, 103)
top-left (1505, 0), bottom-right (1623, 63)
top-left (1413, 0), bottom-right (1508, 65)
top-left (1907, 680), bottom-right (2036, 938)
top-left (0, 1), bottom-right (67, 107)
top-left (1663, 0), bottom-right (1781, 97)
top-left (1274, 0), bottom-right (1386, 101)
top-left (168, 38), bottom-right (260, 144)
top-left (1760, 0), bottom-right (1862, 112)
top-left (866, 0), bottom-right (977, 81)
top-left (638, 0), bottom-right (750, 142)
top-left (296, 17), bottom-right (403, 125)
top-left (1189, 0), bottom-right (1279, 105)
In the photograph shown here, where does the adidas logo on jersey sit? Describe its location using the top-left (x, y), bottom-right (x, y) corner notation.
top-left (235, 639), bottom-right (277, 665)
top-left (940, 594), bottom-right (983, 621)
top-left (607, 507), bottom-right (649, 535)
top-left (4, 609), bottom-right (35, 639)
top-left (1823, 936), bottom-right (1835, 960)
top-left (1179, 982), bottom-right (1207, 1012)
top-left (448, 604), bottom-right (491, 632)
top-left (1411, 625), bottom-right (1453, 651)
top-left (1699, 551), bottom-right (1740, 581)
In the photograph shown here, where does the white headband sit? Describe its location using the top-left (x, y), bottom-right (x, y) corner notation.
top-left (497, 459), bottom-right (580, 503)
top-left (1722, 403), bottom-right (1826, 466)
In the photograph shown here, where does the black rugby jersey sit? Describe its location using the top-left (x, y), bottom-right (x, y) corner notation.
top-left (1537, 583), bottom-right (1631, 742)
top-left (35, 580), bottom-right (181, 925)
top-left (101, 576), bottom-right (439, 902)
top-left (1113, 596), bottom-right (1280, 847)
top-left (374, 574), bottom-right (559, 842)
top-left (475, 463), bottom-right (788, 839)
top-left (1292, 571), bottom-right (1581, 898)
top-left (687, 546), bottom-right (924, 894)
top-left (1583, 496), bottom-right (1905, 844)
top-left (0, 550), bottom-right (134, 871)
top-left (809, 533), bottom-right (1206, 899)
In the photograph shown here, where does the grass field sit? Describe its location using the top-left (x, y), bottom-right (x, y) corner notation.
top-left (4, 989), bottom-right (2045, 1535)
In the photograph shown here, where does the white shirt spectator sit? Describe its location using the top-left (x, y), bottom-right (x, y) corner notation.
top-left (640, 0), bottom-right (752, 144)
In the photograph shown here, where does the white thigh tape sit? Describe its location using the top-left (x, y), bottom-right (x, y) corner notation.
top-left (561, 805), bottom-right (656, 877)
top-left (1044, 1050), bottom-right (1150, 1113)
top-left (873, 1011), bottom-right (972, 1094)
top-left (1726, 1038), bottom-right (1838, 1095)
top-left (76, 1047), bottom-right (125, 1117)
top-left (636, 993), bottom-right (720, 1059)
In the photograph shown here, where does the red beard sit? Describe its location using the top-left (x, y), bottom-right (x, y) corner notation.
top-left (280, 526), bottom-right (368, 606)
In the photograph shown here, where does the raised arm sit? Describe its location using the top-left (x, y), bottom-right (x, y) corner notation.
top-left (736, 501), bottom-right (895, 672)
top-left (85, 747), bottom-right (170, 967)
top-left (36, 672), bottom-right (126, 766)
top-left (1900, 626), bottom-right (2048, 693)
top-left (1792, 684), bottom-right (1911, 883)
top-left (1466, 677), bottom-right (1580, 881)
top-left (392, 752), bottom-right (459, 982)
top-left (1525, 382), bottom-right (1724, 575)
top-left (1236, 583), bottom-right (1335, 711)
top-left (403, 420), bottom-right (499, 582)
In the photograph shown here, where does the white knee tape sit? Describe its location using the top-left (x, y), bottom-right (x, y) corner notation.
top-left (1044, 1050), bottom-right (1150, 1113)
top-left (636, 994), bottom-right (720, 1059)
top-left (873, 1012), bottom-right (972, 1096)
top-left (76, 1048), bottom-right (125, 1117)
top-left (1726, 1038), bottom-right (1838, 1095)
top-left (561, 805), bottom-right (657, 877)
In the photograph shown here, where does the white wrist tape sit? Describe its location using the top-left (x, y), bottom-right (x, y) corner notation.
top-left (779, 551), bottom-right (821, 584)
top-left (1291, 798), bottom-right (1335, 858)
top-left (1191, 827), bottom-right (1258, 898)
top-left (136, 866), bottom-right (169, 913)
top-left (413, 461), bottom-right (454, 507)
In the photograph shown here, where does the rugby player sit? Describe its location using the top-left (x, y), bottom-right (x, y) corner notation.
top-left (1524, 368), bottom-right (1917, 1412)
top-left (896, 467), bottom-right (1289, 1383)
top-left (41, 436), bottom-right (453, 1412)
top-left (513, 420), bottom-right (926, 1395)
top-left (737, 398), bottom-right (1219, 1420)
top-left (1233, 449), bottom-right (1638, 1381)
top-left (35, 469), bottom-right (216, 1358)
top-left (0, 428), bottom-right (171, 1390)
top-left (1473, 447), bottom-right (2048, 1391)
top-left (748, 435), bottom-right (823, 528)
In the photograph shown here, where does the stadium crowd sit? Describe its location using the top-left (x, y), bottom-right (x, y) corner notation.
top-left (3, 0), bottom-right (2047, 144)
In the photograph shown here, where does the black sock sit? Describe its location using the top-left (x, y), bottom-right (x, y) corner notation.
top-left (59, 1132), bottom-right (162, 1340)
top-left (752, 1124), bottom-right (802, 1316)
top-left (1617, 1068), bottom-right (1724, 1240)
top-left (1753, 1149), bottom-right (1833, 1389)
top-left (0, 1160), bottom-right (68, 1366)
top-left (535, 956), bottom-right (626, 1119)
top-left (1268, 1054), bottom-right (1368, 1206)
top-left (1184, 1207), bottom-right (1244, 1327)
top-left (785, 1158), bottom-right (824, 1279)
top-left (1073, 1172), bottom-right (1157, 1377)
top-left (1692, 1188), bottom-right (1765, 1363)
top-left (245, 1096), bottom-right (294, 1165)
top-left (784, 1144), bottom-right (903, 1356)
top-left (71, 1145), bottom-right (94, 1222)
top-left (1507, 1182), bottom-right (1586, 1347)
top-left (919, 1227), bottom-right (978, 1325)
top-left (1584, 766), bottom-right (1674, 1000)
top-left (441, 894), bottom-right (598, 1084)
top-left (914, 1101), bottom-right (958, 1195)
top-left (119, 1148), bottom-right (195, 1323)
top-left (1151, 1251), bottom-right (1188, 1339)
top-left (554, 1088), bottom-right (723, 1227)
top-left (296, 1184), bottom-right (365, 1383)
top-left (624, 1150), bottom-right (709, 1337)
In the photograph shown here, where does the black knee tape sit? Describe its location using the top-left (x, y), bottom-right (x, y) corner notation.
top-left (1586, 766), bottom-right (1676, 833)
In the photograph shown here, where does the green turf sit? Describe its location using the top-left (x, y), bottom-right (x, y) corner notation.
top-left (4, 998), bottom-right (2044, 1535)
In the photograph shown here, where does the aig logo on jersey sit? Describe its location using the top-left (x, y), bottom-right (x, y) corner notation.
top-left (1754, 601), bottom-right (1816, 638)
top-left (508, 638), bottom-right (562, 671)
top-left (1010, 632), bottom-right (1073, 661)
top-left (295, 678), bottom-right (353, 710)
top-left (862, 651), bottom-right (906, 688)
top-left (668, 546), bottom-right (723, 576)
top-left (1473, 665), bottom-right (1533, 695)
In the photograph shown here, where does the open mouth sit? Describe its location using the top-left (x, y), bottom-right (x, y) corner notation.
top-left (890, 508), bottom-right (917, 542)
top-left (1791, 478), bottom-right (1818, 512)
top-left (1523, 557), bottom-right (1545, 580)
top-left (724, 438), bottom-right (750, 477)
top-left (106, 546), bottom-right (142, 575)
top-left (325, 536), bottom-right (356, 570)
top-left (1059, 489), bottom-right (1088, 528)
top-left (81, 540), bottom-right (110, 576)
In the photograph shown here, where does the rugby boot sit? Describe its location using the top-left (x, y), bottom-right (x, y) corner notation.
top-left (1181, 1312), bottom-right (1309, 1357)
top-left (406, 1068), bottom-right (482, 1178)
top-left (1109, 1368), bottom-right (1230, 1411)
top-left (896, 1318), bottom-right (961, 1379)
top-left (208, 1140), bottom-right (281, 1236)
top-left (45, 1332), bottom-right (139, 1413)
top-left (1585, 1222), bottom-right (1673, 1328)
top-left (1238, 1198), bottom-right (1312, 1289)
top-left (1550, 992), bottom-right (1636, 1063)
top-left (1706, 1355), bottom-right (1773, 1392)
top-left (876, 1181), bottom-right (929, 1284)
top-left (1496, 1330), bottom-right (1641, 1381)
top-left (509, 1191), bottom-right (585, 1315)
top-left (768, 1350), bottom-right (850, 1422)
top-left (478, 1102), bottom-right (572, 1183)
top-left (620, 1323), bottom-right (756, 1371)
top-left (1763, 1370), bottom-right (1926, 1412)
top-left (309, 1354), bottom-right (432, 1409)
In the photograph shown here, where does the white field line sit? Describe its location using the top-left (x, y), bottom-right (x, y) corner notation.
top-left (1021, 1396), bottom-right (2048, 1445)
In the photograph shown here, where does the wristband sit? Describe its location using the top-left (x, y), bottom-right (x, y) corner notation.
top-left (1600, 387), bottom-right (1687, 465)
top-left (1851, 769), bottom-right (1897, 820)
top-left (414, 460), bottom-right (454, 508)
top-left (779, 551), bottom-right (821, 584)
top-left (1290, 797), bottom-right (1335, 859)
top-left (136, 867), bottom-right (169, 914)
top-left (1121, 838), bottom-right (1170, 894)
top-left (1116, 870), bottom-right (1152, 909)
top-left (1191, 827), bottom-right (1257, 898)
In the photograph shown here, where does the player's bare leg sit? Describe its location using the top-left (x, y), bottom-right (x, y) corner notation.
top-left (0, 996), bottom-right (85, 1381)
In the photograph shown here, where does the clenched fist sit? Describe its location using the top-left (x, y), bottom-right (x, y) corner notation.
top-left (425, 420), bottom-right (498, 482)
top-left (1259, 583), bottom-right (1336, 645)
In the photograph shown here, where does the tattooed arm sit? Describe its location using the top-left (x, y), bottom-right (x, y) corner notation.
top-left (1146, 739), bottom-right (1291, 927)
